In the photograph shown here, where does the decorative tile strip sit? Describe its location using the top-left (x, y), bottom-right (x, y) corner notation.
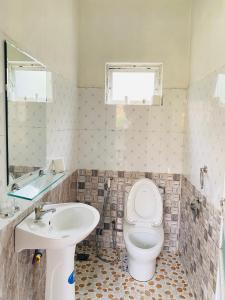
top-left (75, 169), bottom-right (181, 252)
top-left (179, 176), bottom-right (221, 300)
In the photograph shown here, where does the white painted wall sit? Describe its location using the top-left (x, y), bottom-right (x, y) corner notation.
top-left (184, 0), bottom-right (225, 209)
top-left (0, 0), bottom-right (78, 83)
top-left (190, 0), bottom-right (225, 83)
top-left (78, 0), bottom-right (192, 89)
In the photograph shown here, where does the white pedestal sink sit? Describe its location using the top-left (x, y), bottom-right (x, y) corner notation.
top-left (15, 203), bottom-right (100, 300)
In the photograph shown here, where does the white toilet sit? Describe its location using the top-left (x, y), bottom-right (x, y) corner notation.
top-left (123, 178), bottom-right (164, 281)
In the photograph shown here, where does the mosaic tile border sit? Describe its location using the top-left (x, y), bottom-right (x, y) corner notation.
top-left (179, 176), bottom-right (221, 300)
top-left (76, 169), bottom-right (181, 252)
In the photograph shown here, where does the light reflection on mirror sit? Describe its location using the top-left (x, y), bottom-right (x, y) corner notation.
top-left (214, 74), bottom-right (225, 105)
top-left (115, 106), bottom-right (128, 129)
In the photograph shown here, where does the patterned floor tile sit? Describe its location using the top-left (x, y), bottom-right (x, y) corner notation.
top-left (75, 245), bottom-right (194, 300)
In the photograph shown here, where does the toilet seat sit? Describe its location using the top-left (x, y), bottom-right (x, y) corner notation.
top-left (125, 178), bottom-right (162, 226)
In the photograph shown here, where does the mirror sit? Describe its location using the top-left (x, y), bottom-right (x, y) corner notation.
top-left (4, 41), bottom-right (52, 185)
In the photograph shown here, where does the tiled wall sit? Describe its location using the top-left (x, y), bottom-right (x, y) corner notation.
top-left (8, 101), bottom-right (47, 168)
top-left (76, 169), bottom-right (181, 252)
top-left (0, 173), bottom-right (77, 300)
top-left (179, 177), bottom-right (221, 300)
top-left (46, 73), bottom-right (78, 171)
top-left (77, 88), bottom-right (186, 174)
top-left (181, 65), bottom-right (225, 299)
top-left (184, 65), bottom-right (225, 210)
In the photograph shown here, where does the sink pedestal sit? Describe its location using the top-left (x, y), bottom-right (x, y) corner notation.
top-left (15, 203), bottom-right (100, 300)
top-left (45, 246), bottom-right (76, 300)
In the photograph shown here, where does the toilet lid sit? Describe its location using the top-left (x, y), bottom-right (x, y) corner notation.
top-left (125, 178), bottom-right (162, 226)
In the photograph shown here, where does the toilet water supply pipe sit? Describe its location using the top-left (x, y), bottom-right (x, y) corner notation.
top-left (96, 177), bottom-right (120, 263)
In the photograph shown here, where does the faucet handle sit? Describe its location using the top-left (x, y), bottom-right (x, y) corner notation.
top-left (34, 202), bottom-right (56, 221)
top-left (35, 202), bottom-right (44, 210)
top-left (35, 203), bottom-right (47, 214)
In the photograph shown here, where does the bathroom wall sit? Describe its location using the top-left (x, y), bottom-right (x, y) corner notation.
top-left (180, 0), bottom-right (225, 298)
top-left (0, 0), bottom-right (79, 198)
top-left (77, 169), bottom-right (181, 252)
top-left (184, 0), bottom-right (225, 209)
top-left (179, 177), bottom-right (221, 300)
top-left (77, 0), bottom-right (190, 174)
top-left (78, 0), bottom-right (192, 89)
top-left (76, 0), bottom-right (191, 260)
top-left (0, 0), bottom-right (78, 83)
top-left (184, 69), bottom-right (225, 209)
top-left (189, 0), bottom-right (225, 84)
top-left (46, 73), bottom-right (78, 171)
top-left (77, 88), bottom-right (186, 174)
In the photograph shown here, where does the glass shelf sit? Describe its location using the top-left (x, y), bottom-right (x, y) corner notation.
top-left (8, 173), bottom-right (65, 200)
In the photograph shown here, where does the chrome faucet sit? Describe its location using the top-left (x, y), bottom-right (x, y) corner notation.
top-left (34, 203), bottom-right (56, 221)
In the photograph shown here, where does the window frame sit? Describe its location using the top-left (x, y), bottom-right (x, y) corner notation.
top-left (105, 63), bottom-right (163, 105)
top-left (8, 61), bottom-right (50, 103)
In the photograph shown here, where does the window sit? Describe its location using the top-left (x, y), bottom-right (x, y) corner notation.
top-left (105, 63), bottom-right (163, 105)
top-left (8, 62), bottom-right (52, 102)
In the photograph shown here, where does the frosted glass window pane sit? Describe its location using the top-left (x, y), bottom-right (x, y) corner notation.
top-left (14, 70), bottom-right (47, 102)
top-left (111, 72), bottom-right (155, 102)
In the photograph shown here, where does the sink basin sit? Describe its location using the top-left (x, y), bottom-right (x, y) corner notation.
top-left (16, 203), bottom-right (99, 251)
top-left (15, 202), bottom-right (100, 300)
top-left (51, 206), bottom-right (97, 233)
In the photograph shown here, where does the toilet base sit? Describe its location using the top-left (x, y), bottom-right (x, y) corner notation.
top-left (128, 255), bottom-right (156, 281)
